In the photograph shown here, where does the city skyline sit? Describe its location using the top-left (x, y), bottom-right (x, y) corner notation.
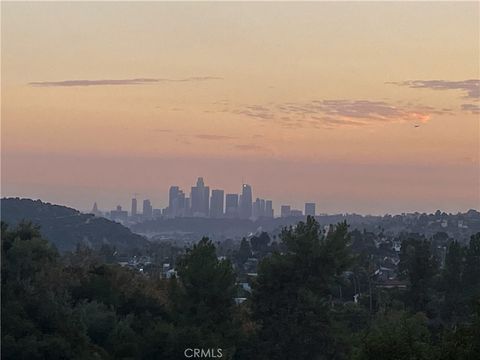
top-left (94, 176), bottom-right (314, 221)
top-left (2, 2), bottom-right (479, 215)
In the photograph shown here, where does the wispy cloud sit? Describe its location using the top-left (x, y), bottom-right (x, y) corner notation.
top-left (234, 144), bottom-right (268, 151)
top-left (232, 105), bottom-right (275, 120)
top-left (195, 134), bottom-right (237, 141)
top-left (225, 99), bottom-right (438, 129)
top-left (286, 99), bottom-right (432, 122)
top-left (388, 79), bottom-right (480, 100)
top-left (461, 103), bottom-right (480, 114)
top-left (29, 76), bottom-right (223, 87)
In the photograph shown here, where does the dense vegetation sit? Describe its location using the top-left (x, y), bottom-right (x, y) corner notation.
top-left (2, 217), bottom-right (479, 359)
top-left (1, 198), bottom-right (148, 253)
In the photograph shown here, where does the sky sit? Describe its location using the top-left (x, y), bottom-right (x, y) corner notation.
top-left (2, 2), bottom-right (479, 215)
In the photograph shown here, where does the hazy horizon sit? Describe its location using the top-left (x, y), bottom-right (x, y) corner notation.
top-left (2, 2), bottom-right (479, 215)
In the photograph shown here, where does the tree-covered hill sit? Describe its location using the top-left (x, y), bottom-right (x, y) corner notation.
top-left (2, 216), bottom-right (479, 359)
top-left (1, 198), bottom-right (148, 253)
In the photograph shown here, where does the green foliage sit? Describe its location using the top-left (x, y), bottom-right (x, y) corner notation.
top-left (435, 234), bottom-right (480, 323)
top-left (436, 298), bottom-right (480, 360)
top-left (250, 232), bottom-right (270, 254)
top-left (237, 237), bottom-right (252, 264)
top-left (355, 311), bottom-right (436, 360)
top-left (440, 241), bottom-right (467, 321)
top-left (2, 217), bottom-right (480, 360)
top-left (1, 221), bottom-right (171, 360)
top-left (1, 198), bottom-right (148, 253)
top-left (250, 217), bottom-right (352, 359)
top-left (399, 238), bottom-right (439, 312)
top-left (1, 221), bottom-right (93, 359)
top-left (464, 233), bottom-right (480, 289)
top-left (169, 237), bottom-right (241, 358)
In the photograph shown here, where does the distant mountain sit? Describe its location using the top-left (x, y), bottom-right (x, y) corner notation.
top-left (1, 198), bottom-right (149, 253)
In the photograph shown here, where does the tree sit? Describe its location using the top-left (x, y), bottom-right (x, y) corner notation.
top-left (441, 241), bottom-right (466, 321)
top-left (438, 298), bottom-right (480, 360)
top-left (168, 237), bottom-right (240, 358)
top-left (2, 221), bottom-right (171, 360)
top-left (250, 232), bottom-right (270, 254)
top-left (355, 311), bottom-right (436, 360)
top-left (1, 221), bottom-right (93, 359)
top-left (463, 233), bottom-right (480, 290)
top-left (237, 237), bottom-right (252, 265)
top-left (399, 238), bottom-right (438, 313)
top-left (250, 217), bottom-right (352, 359)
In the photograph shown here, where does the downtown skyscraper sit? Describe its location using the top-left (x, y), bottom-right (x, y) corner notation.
top-left (239, 184), bottom-right (252, 219)
top-left (191, 177), bottom-right (210, 217)
top-left (265, 200), bottom-right (274, 218)
top-left (225, 193), bottom-right (239, 218)
top-left (131, 198), bottom-right (137, 217)
top-left (161, 178), bottom-right (285, 220)
top-left (210, 189), bottom-right (224, 218)
top-left (143, 199), bottom-right (153, 219)
top-left (169, 186), bottom-right (186, 218)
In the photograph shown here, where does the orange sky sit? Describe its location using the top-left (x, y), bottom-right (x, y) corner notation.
top-left (2, 2), bottom-right (479, 214)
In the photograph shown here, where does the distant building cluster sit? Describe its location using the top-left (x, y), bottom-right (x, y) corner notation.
top-left (166, 178), bottom-right (281, 220)
top-left (91, 177), bottom-right (316, 224)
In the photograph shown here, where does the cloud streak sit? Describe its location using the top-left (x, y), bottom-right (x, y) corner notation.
top-left (461, 103), bottom-right (480, 114)
top-left (225, 99), bottom-right (439, 129)
top-left (232, 105), bottom-right (275, 120)
top-left (29, 76), bottom-right (223, 87)
top-left (389, 79), bottom-right (480, 100)
top-left (234, 144), bottom-right (268, 152)
top-left (285, 100), bottom-right (432, 122)
top-left (194, 134), bottom-right (237, 141)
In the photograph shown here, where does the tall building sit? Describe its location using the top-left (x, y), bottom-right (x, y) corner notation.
top-left (143, 199), bottom-right (153, 219)
top-left (152, 208), bottom-right (163, 219)
top-left (111, 205), bottom-right (128, 223)
top-left (184, 197), bottom-right (191, 217)
top-left (305, 202), bottom-right (316, 217)
top-left (131, 198), bottom-right (137, 217)
top-left (265, 200), bottom-right (274, 218)
top-left (210, 189), bottom-right (224, 218)
top-left (169, 186), bottom-right (180, 211)
top-left (281, 205), bottom-right (291, 218)
top-left (91, 202), bottom-right (102, 217)
top-left (191, 177), bottom-right (210, 217)
top-left (252, 198), bottom-right (260, 220)
top-left (290, 209), bottom-right (303, 217)
top-left (225, 193), bottom-right (239, 218)
top-left (239, 184), bottom-right (253, 219)
top-left (169, 186), bottom-right (186, 217)
top-left (175, 190), bottom-right (186, 217)
top-left (252, 198), bottom-right (266, 219)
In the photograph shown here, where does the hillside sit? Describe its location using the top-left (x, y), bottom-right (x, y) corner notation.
top-left (1, 198), bottom-right (149, 253)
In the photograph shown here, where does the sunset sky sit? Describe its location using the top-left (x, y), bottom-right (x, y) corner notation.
top-left (2, 2), bottom-right (479, 215)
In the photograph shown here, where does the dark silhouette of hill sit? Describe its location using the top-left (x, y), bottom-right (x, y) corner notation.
top-left (1, 198), bottom-right (148, 253)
